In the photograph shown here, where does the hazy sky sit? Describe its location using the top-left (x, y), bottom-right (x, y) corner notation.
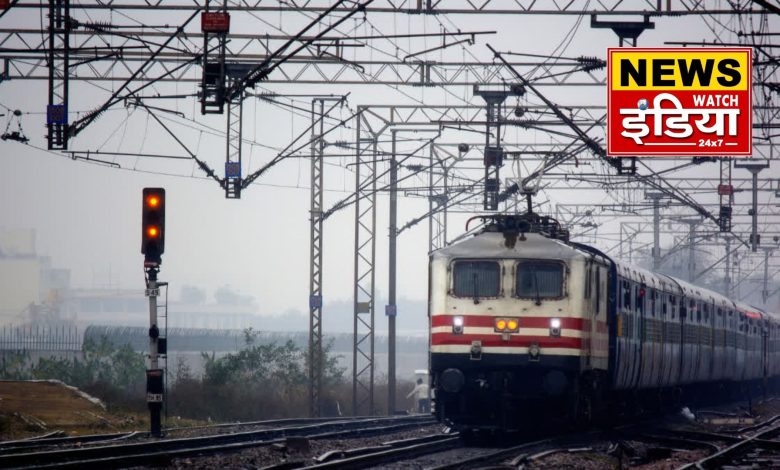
top-left (1, 2), bottom-right (778, 320)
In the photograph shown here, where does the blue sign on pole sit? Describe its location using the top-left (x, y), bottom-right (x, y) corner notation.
top-left (309, 295), bottom-right (322, 309)
top-left (225, 161), bottom-right (241, 178)
top-left (47, 105), bottom-right (67, 125)
top-left (385, 305), bottom-right (397, 317)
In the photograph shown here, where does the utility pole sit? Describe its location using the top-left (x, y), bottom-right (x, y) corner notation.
top-left (646, 192), bottom-right (664, 270)
top-left (387, 130), bottom-right (398, 415)
top-left (308, 98), bottom-right (325, 417)
top-left (145, 268), bottom-right (163, 437)
top-left (473, 84), bottom-right (524, 211)
top-left (734, 160), bottom-right (770, 252)
top-left (680, 218), bottom-right (700, 282)
top-left (761, 246), bottom-right (775, 305)
top-left (386, 128), bottom-right (437, 414)
top-left (724, 235), bottom-right (732, 298)
top-left (353, 114), bottom-right (377, 416)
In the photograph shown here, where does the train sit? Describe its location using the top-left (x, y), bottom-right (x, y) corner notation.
top-left (429, 213), bottom-right (780, 430)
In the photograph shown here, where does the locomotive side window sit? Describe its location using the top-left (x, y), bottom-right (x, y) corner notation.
top-left (584, 266), bottom-right (591, 299)
top-left (452, 260), bottom-right (501, 298)
top-left (595, 268), bottom-right (601, 314)
top-left (515, 261), bottom-right (564, 299)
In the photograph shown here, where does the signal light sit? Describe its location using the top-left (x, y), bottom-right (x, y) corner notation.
top-left (142, 188), bottom-right (165, 265)
top-left (494, 317), bottom-right (519, 333)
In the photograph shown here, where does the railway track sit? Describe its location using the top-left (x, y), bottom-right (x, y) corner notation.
top-left (165, 415), bottom-right (374, 434)
top-left (682, 421), bottom-right (780, 469)
top-left (290, 434), bottom-right (461, 469)
top-left (0, 431), bottom-right (142, 454)
top-left (0, 415), bottom-right (433, 469)
top-left (0, 415), bottom-right (380, 454)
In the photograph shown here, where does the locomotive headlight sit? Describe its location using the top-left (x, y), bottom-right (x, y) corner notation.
top-left (452, 316), bottom-right (464, 334)
top-left (550, 318), bottom-right (562, 337)
top-left (495, 319), bottom-right (507, 331)
top-left (507, 319), bottom-right (519, 331)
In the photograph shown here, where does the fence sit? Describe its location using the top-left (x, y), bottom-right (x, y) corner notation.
top-left (0, 324), bottom-right (82, 362)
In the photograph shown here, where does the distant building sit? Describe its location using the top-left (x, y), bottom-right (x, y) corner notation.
top-left (0, 229), bottom-right (71, 325)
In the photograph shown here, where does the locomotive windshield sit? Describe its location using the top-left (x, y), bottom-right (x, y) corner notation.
top-left (452, 260), bottom-right (501, 298)
top-left (516, 261), bottom-right (564, 299)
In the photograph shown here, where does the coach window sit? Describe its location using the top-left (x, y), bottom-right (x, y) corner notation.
top-left (452, 260), bottom-right (501, 299)
top-left (649, 290), bottom-right (655, 316)
top-left (634, 285), bottom-right (644, 313)
top-left (515, 261), bottom-right (565, 300)
top-left (622, 280), bottom-right (631, 309)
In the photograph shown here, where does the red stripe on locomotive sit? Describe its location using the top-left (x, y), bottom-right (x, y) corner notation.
top-left (431, 332), bottom-right (582, 349)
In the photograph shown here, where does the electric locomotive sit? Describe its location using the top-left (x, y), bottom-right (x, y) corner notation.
top-left (429, 213), bottom-right (780, 430)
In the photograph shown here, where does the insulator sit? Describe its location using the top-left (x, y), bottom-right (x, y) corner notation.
top-left (83, 20), bottom-right (114, 29)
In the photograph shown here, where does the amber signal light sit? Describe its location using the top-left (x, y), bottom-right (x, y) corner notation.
top-left (142, 188), bottom-right (166, 264)
top-left (494, 317), bottom-right (520, 333)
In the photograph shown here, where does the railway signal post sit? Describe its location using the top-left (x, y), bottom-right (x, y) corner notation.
top-left (142, 188), bottom-right (166, 437)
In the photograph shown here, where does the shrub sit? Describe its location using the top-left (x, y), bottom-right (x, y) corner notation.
top-left (167, 329), bottom-right (348, 421)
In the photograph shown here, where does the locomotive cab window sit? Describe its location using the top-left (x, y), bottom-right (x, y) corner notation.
top-left (515, 261), bottom-right (565, 300)
top-left (452, 260), bottom-right (501, 299)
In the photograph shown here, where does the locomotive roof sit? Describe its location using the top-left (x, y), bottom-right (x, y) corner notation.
top-left (435, 230), bottom-right (780, 322)
top-left (432, 232), bottom-right (585, 261)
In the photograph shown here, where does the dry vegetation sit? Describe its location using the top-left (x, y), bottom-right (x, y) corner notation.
top-left (0, 329), bottom-right (414, 438)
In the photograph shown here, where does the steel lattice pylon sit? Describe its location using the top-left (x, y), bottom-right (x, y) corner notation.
top-left (352, 112), bottom-right (376, 416)
top-left (308, 98), bottom-right (329, 417)
top-left (428, 145), bottom-right (450, 253)
top-left (224, 90), bottom-right (242, 199)
top-left (46, 0), bottom-right (69, 150)
top-left (200, 0), bottom-right (228, 114)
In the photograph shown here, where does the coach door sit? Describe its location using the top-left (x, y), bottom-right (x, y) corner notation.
top-left (615, 276), bottom-right (635, 389)
top-left (762, 318), bottom-right (769, 388)
top-left (712, 305), bottom-right (725, 382)
top-left (688, 300), bottom-right (709, 382)
top-left (736, 313), bottom-right (746, 381)
top-left (724, 308), bottom-right (736, 380)
top-left (701, 300), bottom-right (714, 382)
top-left (631, 281), bottom-right (645, 389)
top-left (665, 293), bottom-right (681, 387)
top-left (679, 296), bottom-right (693, 384)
